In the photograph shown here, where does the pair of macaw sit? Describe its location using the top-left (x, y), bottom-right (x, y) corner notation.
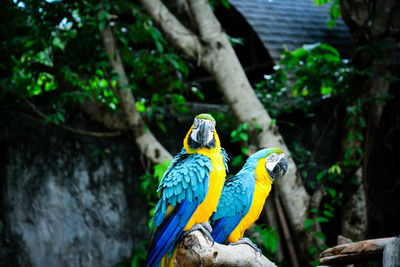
top-left (146, 114), bottom-right (288, 267)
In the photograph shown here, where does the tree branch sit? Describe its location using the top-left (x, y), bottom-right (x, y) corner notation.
top-left (1, 85), bottom-right (121, 137)
top-left (187, 0), bottom-right (221, 41)
top-left (274, 195), bottom-right (299, 267)
top-left (99, 19), bottom-right (173, 164)
top-left (319, 237), bottom-right (396, 265)
top-left (175, 230), bottom-right (276, 267)
top-left (138, 0), bottom-right (201, 60)
top-left (78, 99), bottom-right (127, 131)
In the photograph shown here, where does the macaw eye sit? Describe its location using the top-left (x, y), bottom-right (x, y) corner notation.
top-left (269, 153), bottom-right (278, 162)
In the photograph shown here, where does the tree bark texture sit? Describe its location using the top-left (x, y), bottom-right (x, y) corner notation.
top-left (99, 22), bottom-right (173, 164)
top-left (340, 0), bottom-right (400, 240)
top-left (340, 168), bottom-right (367, 241)
top-left (175, 230), bottom-right (277, 267)
top-left (139, 0), bottom-right (321, 259)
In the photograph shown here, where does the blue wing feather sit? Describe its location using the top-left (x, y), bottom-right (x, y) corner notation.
top-left (147, 200), bottom-right (197, 267)
top-left (146, 148), bottom-right (213, 267)
top-left (211, 214), bottom-right (243, 243)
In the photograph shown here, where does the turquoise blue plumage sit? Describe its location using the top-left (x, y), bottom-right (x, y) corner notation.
top-left (153, 148), bottom-right (213, 227)
top-left (211, 148), bottom-right (287, 245)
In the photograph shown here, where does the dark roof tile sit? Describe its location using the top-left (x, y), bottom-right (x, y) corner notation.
top-left (230, 0), bottom-right (351, 63)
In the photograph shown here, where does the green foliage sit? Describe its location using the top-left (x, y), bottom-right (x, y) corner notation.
top-left (256, 42), bottom-right (365, 259)
top-left (253, 225), bottom-right (280, 256)
top-left (230, 123), bottom-right (250, 168)
top-left (1, 0), bottom-right (193, 129)
top-left (314, 0), bottom-right (341, 28)
top-left (256, 43), bottom-right (353, 119)
top-left (280, 43), bottom-right (351, 97)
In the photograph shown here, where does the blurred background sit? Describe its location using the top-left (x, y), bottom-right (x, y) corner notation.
top-left (1, 0), bottom-right (399, 266)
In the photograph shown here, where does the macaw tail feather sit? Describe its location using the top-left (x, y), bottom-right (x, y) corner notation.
top-left (211, 215), bottom-right (242, 244)
top-left (146, 200), bottom-right (197, 267)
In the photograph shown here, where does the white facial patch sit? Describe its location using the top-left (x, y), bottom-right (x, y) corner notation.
top-left (266, 153), bottom-right (285, 172)
top-left (190, 119), bottom-right (215, 144)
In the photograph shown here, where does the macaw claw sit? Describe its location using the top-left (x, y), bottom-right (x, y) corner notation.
top-left (183, 222), bottom-right (215, 245)
top-left (228, 237), bottom-right (262, 255)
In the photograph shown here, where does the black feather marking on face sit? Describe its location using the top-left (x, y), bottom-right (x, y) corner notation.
top-left (188, 134), bottom-right (201, 149)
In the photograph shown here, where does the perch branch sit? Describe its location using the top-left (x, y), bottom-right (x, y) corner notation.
top-left (319, 237), bottom-right (396, 265)
top-left (176, 230), bottom-right (276, 267)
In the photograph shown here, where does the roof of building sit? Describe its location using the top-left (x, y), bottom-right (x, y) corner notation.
top-left (229, 0), bottom-right (351, 63)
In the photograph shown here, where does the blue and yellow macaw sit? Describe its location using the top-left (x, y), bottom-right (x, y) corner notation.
top-left (146, 114), bottom-right (229, 267)
top-left (210, 148), bottom-right (287, 249)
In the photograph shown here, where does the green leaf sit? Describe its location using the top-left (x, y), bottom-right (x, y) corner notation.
top-left (98, 10), bottom-right (109, 21)
top-left (154, 160), bottom-right (171, 182)
top-left (56, 112), bottom-right (65, 124)
top-left (304, 219), bottom-right (313, 229)
top-left (316, 217), bottom-right (329, 223)
top-left (52, 36), bottom-right (65, 51)
top-left (327, 188), bottom-right (336, 198)
top-left (308, 246), bottom-right (318, 255)
top-left (319, 43), bottom-right (340, 58)
top-left (321, 85), bottom-right (333, 95)
top-left (232, 155), bottom-right (244, 168)
top-left (239, 132), bottom-right (248, 142)
top-left (292, 48), bottom-right (308, 58)
top-left (323, 210), bottom-right (334, 218)
top-left (359, 116), bottom-right (367, 127)
top-left (315, 231), bottom-right (326, 241)
top-left (136, 101), bottom-right (146, 112)
top-left (316, 170), bottom-right (327, 181)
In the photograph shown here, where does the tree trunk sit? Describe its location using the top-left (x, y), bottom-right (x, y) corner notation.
top-left (340, 0), bottom-right (400, 240)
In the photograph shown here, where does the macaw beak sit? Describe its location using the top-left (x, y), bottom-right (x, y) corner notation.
top-left (267, 155), bottom-right (288, 181)
top-left (278, 157), bottom-right (288, 177)
top-left (196, 120), bottom-right (212, 146)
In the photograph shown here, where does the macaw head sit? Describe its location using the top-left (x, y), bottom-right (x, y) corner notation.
top-left (186, 113), bottom-right (217, 149)
top-left (250, 148), bottom-right (288, 182)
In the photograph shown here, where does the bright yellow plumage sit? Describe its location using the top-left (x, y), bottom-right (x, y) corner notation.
top-left (227, 158), bottom-right (272, 243)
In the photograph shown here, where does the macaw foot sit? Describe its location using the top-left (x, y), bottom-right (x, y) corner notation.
top-left (183, 222), bottom-right (214, 245)
top-left (229, 237), bottom-right (262, 255)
